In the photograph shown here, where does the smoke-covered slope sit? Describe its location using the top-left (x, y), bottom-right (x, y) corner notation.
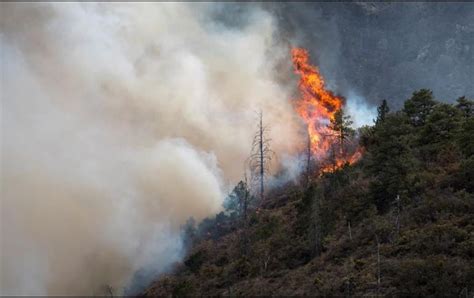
top-left (144, 92), bottom-right (474, 296)
top-left (0, 3), bottom-right (300, 295)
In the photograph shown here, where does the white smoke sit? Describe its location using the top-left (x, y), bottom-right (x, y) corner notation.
top-left (1, 2), bottom-right (303, 295)
top-left (345, 91), bottom-right (378, 128)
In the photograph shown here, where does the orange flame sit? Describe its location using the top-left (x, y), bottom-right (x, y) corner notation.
top-left (291, 47), bottom-right (362, 173)
top-left (317, 147), bottom-right (364, 174)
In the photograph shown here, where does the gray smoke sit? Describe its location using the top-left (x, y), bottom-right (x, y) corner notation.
top-left (1, 3), bottom-right (303, 295)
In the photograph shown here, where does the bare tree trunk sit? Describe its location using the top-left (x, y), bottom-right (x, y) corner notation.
top-left (395, 195), bottom-right (401, 237)
top-left (263, 254), bottom-right (271, 272)
top-left (249, 111), bottom-right (272, 204)
top-left (348, 220), bottom-right (352, 241)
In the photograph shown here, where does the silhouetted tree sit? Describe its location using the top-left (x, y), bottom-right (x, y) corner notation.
top-left (376, 99), bottom-right (390, 124)
top-left (249, 111), bottom-right (274, 202)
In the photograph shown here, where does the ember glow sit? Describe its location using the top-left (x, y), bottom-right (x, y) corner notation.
top-left (291, 47), bottom-right (362, 173)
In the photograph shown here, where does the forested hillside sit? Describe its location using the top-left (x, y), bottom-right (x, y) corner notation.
top-left (144, 90), bottom-right (473, 296)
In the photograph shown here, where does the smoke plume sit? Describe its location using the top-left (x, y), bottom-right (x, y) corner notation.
top-left (1, 3), bottom-right (303, 295)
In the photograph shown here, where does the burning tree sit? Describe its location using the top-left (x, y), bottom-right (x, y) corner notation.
top-left (327, 108), bottom-right (356, 168)
top-left (291, 47), bottom-right (361, 175)
top-left (248, 111), bottom-right (274, 202)
top-left (328, 109), bottom-right (355, 154)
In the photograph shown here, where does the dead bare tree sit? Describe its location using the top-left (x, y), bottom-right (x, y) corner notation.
top-left (248, 111), bottom-right (274, 203)
top-left (348, 219), bottom-right (353, 241)
top-left (263, 250), bottom-right (271, 273)
top-left (395, 194), bottom-right (401, 237)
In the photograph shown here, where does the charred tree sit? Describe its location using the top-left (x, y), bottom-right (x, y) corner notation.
top-left (248, 111), bottom-right (274, 203)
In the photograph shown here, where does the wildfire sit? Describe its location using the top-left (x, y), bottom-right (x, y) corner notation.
top-left (291, 47), bottom-right (362, 173)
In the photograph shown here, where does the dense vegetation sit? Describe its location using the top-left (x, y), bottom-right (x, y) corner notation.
top-left (143, 90), bottom-right (473, 296)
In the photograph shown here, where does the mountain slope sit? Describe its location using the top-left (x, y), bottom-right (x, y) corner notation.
top-left (143, 91), bottom-right (473, 296)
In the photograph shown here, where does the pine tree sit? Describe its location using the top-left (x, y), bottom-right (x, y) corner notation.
top-left (403, 89), bottom-right (436, 126)
top-left (328, 109), bottom-right (355, 157)
top-left (224, 181), bottom-right (251, 222)
top-left (365, 111), bottom-right (416, 213)
top-left (375, 99), bottom-right (390, 124)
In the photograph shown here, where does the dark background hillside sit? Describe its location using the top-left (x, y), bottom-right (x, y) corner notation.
top-left (143, 91), bottom-right (473, 296)
top-left (211, 2), bottom-right (474, 108)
